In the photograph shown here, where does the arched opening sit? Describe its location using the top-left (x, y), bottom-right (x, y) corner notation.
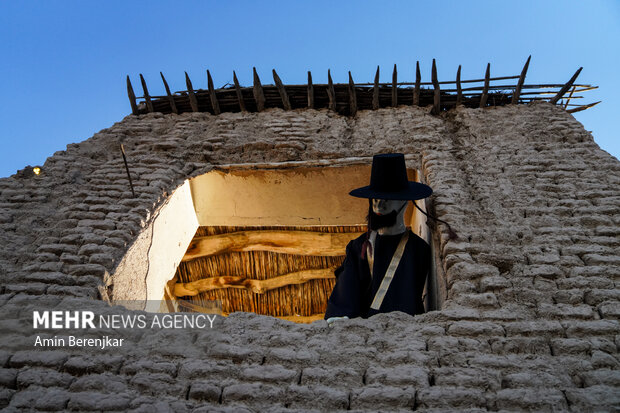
top-left (111, 158), bottom-right (439, 320)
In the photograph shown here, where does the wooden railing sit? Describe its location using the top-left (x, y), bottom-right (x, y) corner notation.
top-left (127, 56), bottom-right (599, 117)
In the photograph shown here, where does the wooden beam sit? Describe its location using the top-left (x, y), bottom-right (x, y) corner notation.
top-left (348, 71), bottom-right (357, 116)
top-left (566, 100), bottom-right (600, 114)
top-left (174, 268), bottom-right (336, 296)
top-left (185, 72), bottom-right (199, 112)
top-left (273, 69), bottom-right (291, 110)
top-left (432, 59), bottom-right (440, 114)
top-left (232, 71), bottom-right (246, 112)
top-left (139, 74), bottom-right (154, 113)
top-left (126, 76), bottom-right (138, 115)
top-left (456, 65), bottom-right (462, 106)
top-left (372, 66), bottom-right (380, 110)
top-left (274, 314), bottom-right (325, 324)
top-left (252, 67), bottom-right (266, 111)
top-left (327, 69), bottom-right (336, 111)
top-left (160, 72), bottom-right (177, 114)
top-left (392, 64), bottom-right (398, 107)
top-left (413, 61), bottom-right (421, 106)
top-left (307, 71), bottom-right (314, 109)
top-left (564, 85), bottom-right (577, 109)
top-left (182, 230), bottom-right (363, 261)
top-left (550, 67), bottom-right (583, 105)
top-left (207, 70), bottom-right (221, 115)
top-left (511, 55), bottom-right (531, 104)
top-left (480, 63), bottom-right (490, 108)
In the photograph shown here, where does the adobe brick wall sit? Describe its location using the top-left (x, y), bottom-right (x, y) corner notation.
top-left (0, 102), bottom-right (618, 411)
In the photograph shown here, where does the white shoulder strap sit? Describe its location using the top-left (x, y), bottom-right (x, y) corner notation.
top-left (366, 230), bottom-right (377, 278)
top-left (370, 231), bottom-right (409, 311)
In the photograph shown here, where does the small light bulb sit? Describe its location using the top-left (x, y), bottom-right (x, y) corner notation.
top-left (33, 167), bottom-right (41, 175)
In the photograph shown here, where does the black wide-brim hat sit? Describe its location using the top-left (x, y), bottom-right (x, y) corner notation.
top-left (349, 153), bottom-right (432, 200)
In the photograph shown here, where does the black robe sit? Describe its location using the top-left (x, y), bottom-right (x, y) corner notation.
top-left (324, 230), bottom-right (430, 319)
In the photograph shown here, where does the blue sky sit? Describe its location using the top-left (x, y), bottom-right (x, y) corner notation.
top-left (1, 1), bottom-right (618, 178)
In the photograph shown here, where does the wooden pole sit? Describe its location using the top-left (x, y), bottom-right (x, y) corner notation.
top-left (392, 64), bottom-right (398, 107)
top-left (372, 66), bottom-right (380, 110)
top-left (414, 61), bottom-right (421, 106)
top-left (480, 63), bottom-right (490, 108)
top-left (550, 67), bottom-right (583, 105)
top-left (252, 67), bottom-right (266, 111)
top-left (160, 72), bottom-right (177, 114)
top-left (185, 72), bottom-right (199, 112)
top-left (566, 100), bottom-right (600, 113)
top-left (207, 70), bottom-right (221, 115)
top-left (126, 76), bottom-right (138, 115)
top-left (120, 144), bottom-right (135, 198)
top-left (139, 74), bottom-right (154, 113)
top-left (327, 69), bottom-right (336, 111)
top-left (432, 59), bottom-right (440, 114)
top-left (307, 71), bottom-right (314, 109)
top-left (456, 65), bottom-right (462, 106)
top-left (348, 71), bottom-right (357, 116)
top-left (511, 55), bottom-right (531, 104)
top-left (232, 71), bottom-right (246, 112)
top-left (563, 85), bottom-right (577, 109)
top-left (273, 69), bottom-right (291, 110)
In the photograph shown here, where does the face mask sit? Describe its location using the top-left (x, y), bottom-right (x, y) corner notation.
top-left (367, 201), bottom-right (407, 231)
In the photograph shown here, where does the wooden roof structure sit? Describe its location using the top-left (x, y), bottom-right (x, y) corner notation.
top-left (127, 57), bottom-right (599, 117)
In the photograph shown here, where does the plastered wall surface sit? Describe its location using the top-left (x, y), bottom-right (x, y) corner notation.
top-left (0, 102), bottom-right (618, 412)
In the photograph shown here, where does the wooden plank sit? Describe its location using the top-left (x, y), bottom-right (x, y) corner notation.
top-left (480, 63), bottom-right (490, 108)
top-left (327, 69), bottom-right (336, 111)
top-left (550, 67), bottom-right (583, 105)
top-left (207, 70), bottom-right (221, 115)
top-left (307, 71), bottom-right (314, 108)
top-left (372, 66), bottom-right (380, 110)
top-left (392, 64), bottom-right (397, 107)
top-left (432, 59), bottom-right (440, 114)
top-left (160, 72), bottom-right (178, 114)
top-left (511, 55), bottom-right (531, 104)
top-left (273, 69), bottom-right (291, 110)
top-left (566, 100), bottom-right (600, 113)
top-left (413, 61), bottom-right (421, 106)
top-left (232, 70), bottom-right (246, 112)
top-left (456, 65), bottom-right (462, 106)
top-left (139, 74), bottom-right (154, 113)
top-left (126, 76), bottom-right (138, 115)
top-left (252, 67), bottom-right (266, 111)
top-left (348, 71), bottom-right (357, 116)
top-left (182, 230), bottom-right (363, 261)
top-left (185, 72), bottom-right (199, 112)
top-left (174, 268), bottom-right (336, 296)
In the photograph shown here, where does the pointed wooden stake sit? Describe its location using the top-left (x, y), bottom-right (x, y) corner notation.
top-left (550, 67), bottom-right (583, 105)
top-left (372, 66), bottom-right (380, 110)
top-left (480, 63), bottom-right (490, 108)
top-left (185, 72), bottom-right (199, 112)
top-left (253, 67), bottom-right (265, 111)
top-left (139, 74), bottom-right (153, 113)
top-left (512, 55), bottom-right (531, 104)
top-left (392, 64), bottom-right (398, 107)
top-left (414, 61), bottom-right (421, 106)
top-left (432, 59), bottom-right (440, 115)
top-left (564, 85), bottom-right (577, 109)
top-left (456, 65), bottom-right (462, 106)
top-left (327, 69), bottom-right (336, 111)
top-left (567, 100), bottom-right (600, 114)
top-left (126, 76), bottom-right (138, 115)
top-left (307, 71), bottom-right (314, 109)
top-left (160, 72), bottom-right (177, 114)
top-left (207, 70), bottom-right (220, 115)
top-left (273, 69), bottom-right (291, 110)
top-left (232, 71), bottom-right (246, 112)
top-left (348, 71), bottom-right (357, 116)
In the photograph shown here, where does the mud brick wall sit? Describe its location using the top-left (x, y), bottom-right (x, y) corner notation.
top-left (0, 102), bottom-right (619, 412)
